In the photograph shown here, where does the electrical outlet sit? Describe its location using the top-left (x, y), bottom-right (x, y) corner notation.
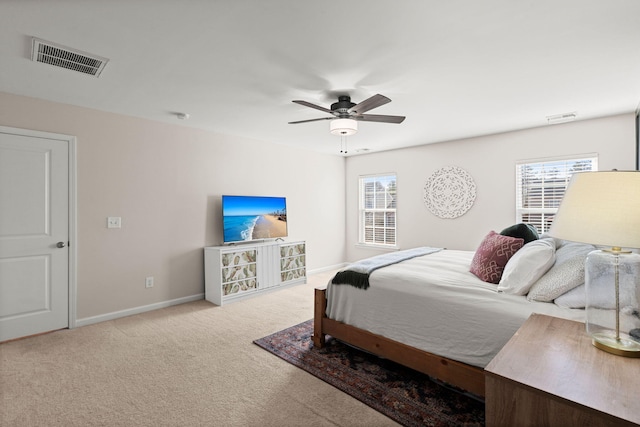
top-left (107, 217), bottom-right (122, 228)
top-left (145, 276), bottom-right (154, 288)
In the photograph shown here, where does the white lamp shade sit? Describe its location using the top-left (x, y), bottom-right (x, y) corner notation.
top-left (549, 171), bottom-right (640, 249)
top-left (330, 118), bottom-right (358, 136)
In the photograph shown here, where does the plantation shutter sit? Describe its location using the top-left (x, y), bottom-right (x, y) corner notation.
top-left (516, 155), bottom-right (597, 233)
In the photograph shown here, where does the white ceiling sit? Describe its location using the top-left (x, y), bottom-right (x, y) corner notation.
top-left (1, 1), bottom-right (639, 156)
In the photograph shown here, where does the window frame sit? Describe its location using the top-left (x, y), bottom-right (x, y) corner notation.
top-left (515, 154), bottom-right (598, 234)
top-left (357, 173), bottom-right (398, 249)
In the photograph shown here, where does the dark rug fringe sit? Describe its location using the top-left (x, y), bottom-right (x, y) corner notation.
top-left (331, 270), bottom-right (370, 289)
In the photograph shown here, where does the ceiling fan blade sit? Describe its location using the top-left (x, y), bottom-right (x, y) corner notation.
top-left (288, 117), bottom-right (334, 124)
top-left (348, 94), bottom-right (391, 114)
top-left (355, 114), bottom-right (406, 124)
top-left (292, 100), bottom-right (334, 114)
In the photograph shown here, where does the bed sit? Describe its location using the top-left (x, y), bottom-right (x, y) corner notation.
top-left (313, 230), bottom-right (639, 398)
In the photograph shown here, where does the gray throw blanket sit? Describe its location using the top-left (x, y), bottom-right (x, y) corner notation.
top-left (331, 247), bottom-right (443, 290)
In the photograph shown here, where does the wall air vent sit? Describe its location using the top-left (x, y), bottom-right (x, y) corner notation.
top-left (546, 112), bottom-right (577, 125)
top-left (31, 38), bottom-right (109, 77)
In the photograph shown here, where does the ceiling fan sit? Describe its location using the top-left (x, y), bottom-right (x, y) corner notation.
top-left (288, 94), bottom-right (405, 136)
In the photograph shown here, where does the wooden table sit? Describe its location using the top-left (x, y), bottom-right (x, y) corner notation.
top-left (485, 313), bottom-right (640, 427)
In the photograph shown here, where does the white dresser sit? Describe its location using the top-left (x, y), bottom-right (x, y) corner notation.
top-left (204, 240), bottom-right (306, 305)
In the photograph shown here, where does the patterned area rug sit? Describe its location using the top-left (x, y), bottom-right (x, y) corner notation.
top-left (254, 320), bottom-right (485, 427)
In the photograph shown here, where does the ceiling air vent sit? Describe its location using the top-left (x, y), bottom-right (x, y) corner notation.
top-left (31, 38), bottom-right (109, 77)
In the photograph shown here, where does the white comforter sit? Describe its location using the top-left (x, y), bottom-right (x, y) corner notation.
top-left (326, 249), bottom-right (585, 368)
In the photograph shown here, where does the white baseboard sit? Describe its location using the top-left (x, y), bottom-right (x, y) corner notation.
top-left (307, 263), bottom-right (347, 275)
top-left (74, 293), bottom-right (204, 328)
top-left (74, 264), bottom-right (345, 328)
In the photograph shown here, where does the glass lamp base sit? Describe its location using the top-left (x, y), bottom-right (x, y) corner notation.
top-left (592, 332), bottom-right (640, 357)
top-left (585, 250), bottom-right (640, 358)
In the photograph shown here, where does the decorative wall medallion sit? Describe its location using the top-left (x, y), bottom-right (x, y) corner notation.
top-left (423, 166), bottom-right (476, 219)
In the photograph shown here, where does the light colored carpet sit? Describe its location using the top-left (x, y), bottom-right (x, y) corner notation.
top-left (0, 270), bottom-right (399, 427)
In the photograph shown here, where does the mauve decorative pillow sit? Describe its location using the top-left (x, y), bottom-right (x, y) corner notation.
top-left (470, 231), bottom-right (525, 284)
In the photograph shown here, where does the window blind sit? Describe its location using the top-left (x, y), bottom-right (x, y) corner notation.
top-left (516, 155), bottom-right (597, 233)
top-left (359, 174), bottom-right (397, 246)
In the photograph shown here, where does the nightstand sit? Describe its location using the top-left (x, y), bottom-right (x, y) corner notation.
top-left (485, 313), bottom-right (640, 427)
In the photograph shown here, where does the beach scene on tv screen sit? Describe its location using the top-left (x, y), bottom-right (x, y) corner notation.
top-left (223, 196), bottom-right (287, 242)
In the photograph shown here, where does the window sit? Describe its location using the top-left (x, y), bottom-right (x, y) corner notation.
top-left (516, 154), bottom-right (598, 233)
top-left (359, 174), bottom-right (397, 247)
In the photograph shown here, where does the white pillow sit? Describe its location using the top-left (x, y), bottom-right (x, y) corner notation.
top-left (527, 255), bottom-right (586, 302)
top-left (554, 242), bottom-right (595, 265)
top-left (526, 242), bottom-right (596, 302)
top-left (555, 267), bottom-right (640, 310)
top-left (497, 238), bottom-right (556, 295)
top-left (554, 284), bottom-right (586, 308)
top-left (539, 233), bottom-right (565, 250)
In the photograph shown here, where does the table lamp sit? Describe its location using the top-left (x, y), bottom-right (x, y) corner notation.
top-left (549, 170), bottom-right (640, 357)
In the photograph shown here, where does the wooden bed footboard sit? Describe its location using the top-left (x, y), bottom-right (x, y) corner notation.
top-left (313, 286), bottom-right (486, 398)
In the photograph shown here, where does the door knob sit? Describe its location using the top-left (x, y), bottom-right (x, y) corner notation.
top-left (57, 242), bottom-right (66, 248)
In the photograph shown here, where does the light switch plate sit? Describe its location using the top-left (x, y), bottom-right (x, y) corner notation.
top-left (107, 217), bottom-right (122, 228)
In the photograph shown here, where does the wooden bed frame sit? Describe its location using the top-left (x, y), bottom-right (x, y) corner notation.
top-left (313, 286), bottom-right (486, 398)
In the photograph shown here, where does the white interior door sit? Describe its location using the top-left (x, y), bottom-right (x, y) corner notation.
top-left (0, 128), bottom-right (71, 341)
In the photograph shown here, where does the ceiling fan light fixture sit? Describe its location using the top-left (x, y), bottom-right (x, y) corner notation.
top-left (330, 118), bottom-right (358, 136)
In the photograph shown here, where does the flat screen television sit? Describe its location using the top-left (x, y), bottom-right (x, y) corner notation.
top-left (222, 195), bottom-right (287, 244)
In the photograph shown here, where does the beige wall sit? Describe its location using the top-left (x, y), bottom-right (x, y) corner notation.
top-left (2, 90), bottom-right (636, 322)
top-left (0, 92), bottom-right (346, 320)
top-left (345, 114), bottom-right (636, 261)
